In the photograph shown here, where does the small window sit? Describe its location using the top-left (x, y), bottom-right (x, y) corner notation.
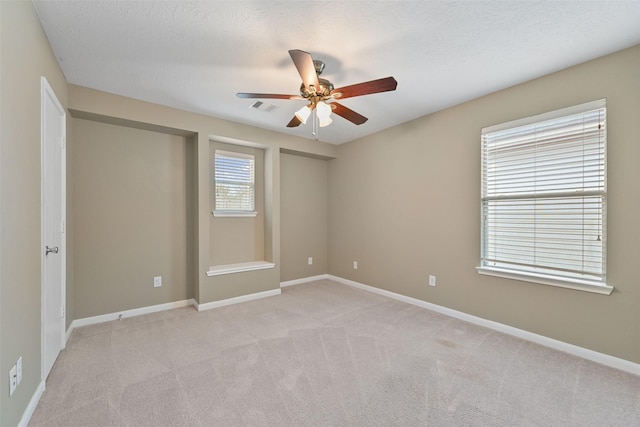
top-left (478, 99), bottom-right (610, 294)
top-left (214, 150), bottom-right (255, 216)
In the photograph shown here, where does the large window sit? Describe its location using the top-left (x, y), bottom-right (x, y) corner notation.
top-left (478, 99), bottom-right (611, 294)
top-left (214, 150), bottom-right (255, 216)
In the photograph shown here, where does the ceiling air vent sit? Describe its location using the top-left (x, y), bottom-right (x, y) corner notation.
top-left (250, 101), bottom-right (278, 112)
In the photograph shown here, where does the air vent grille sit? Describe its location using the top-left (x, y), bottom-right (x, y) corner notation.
top-left (250, 101), bottom-right (278, 112)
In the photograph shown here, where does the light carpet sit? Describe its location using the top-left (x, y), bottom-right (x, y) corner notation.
top-left (29, 279), bottom-right (640, 426)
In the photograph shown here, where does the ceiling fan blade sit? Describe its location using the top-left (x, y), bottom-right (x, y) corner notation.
top-left (289, 49), bottom-right (320, 92)
top-left (331, 102), bottom-right (368, 125)
top-left (331, 76), bottom-right (398, 100)
top-left (286, 116), bottom-right (302, 128)
top-left (236, 92), bottom-right (301, 100)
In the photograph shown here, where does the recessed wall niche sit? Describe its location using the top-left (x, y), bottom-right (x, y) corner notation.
top-left (209, 140), bottom-right (266, 266)
top-left (72, 117), bottom-right (196, 317)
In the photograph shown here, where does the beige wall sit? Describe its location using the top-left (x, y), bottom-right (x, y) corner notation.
top-left (209, 141), bottom-right (265, 266)
top-left (2, 4), bottom-right (637, 423)
top-left (0, 2), bottom-right (70, 425)
top-left (73, 119), bottom-right (194, 317)
top-left (328, 45), bottom-right (640, 364)
top-left (67, 85), bottom-right (338, 306)
top-left (280, 153), bottom-right (329, 282)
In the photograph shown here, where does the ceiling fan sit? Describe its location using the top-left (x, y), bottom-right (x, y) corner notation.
top-left (237, 49), bottom-right (398, 128)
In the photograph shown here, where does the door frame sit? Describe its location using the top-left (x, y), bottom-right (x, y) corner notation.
top-left (40, 76), bottom-right (67, 380)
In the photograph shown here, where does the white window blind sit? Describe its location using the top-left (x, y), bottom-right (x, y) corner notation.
top-left (480, 99), bottom-right (607, 289)
top-left (214, 150), bottom-right (255, 212)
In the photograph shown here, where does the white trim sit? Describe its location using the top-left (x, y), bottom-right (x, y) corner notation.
top-left (482, 98), bottom-right (606, 134)
top-left (476, 266), bottom-right (613, 295)
top-left (65, 323), bottom-right (74, 344)
top-left (68, 299), bottom-right (196, 331)
top-left (40, 76), bottom-right (67, 382)
top-left (17, 380), bottom-right (45, 427)
top-left (480, 99), bottom-right (608, 290)
top-left (327, 275), bottom-right (640, 377)
top-left (213, 210), bottom-right (258, 218)
top-left (280, 274), bottom-right (329, 287)
top-left (214, 149), bottom-right (256, 213)
top-left (196, 289), bottom-right (281, 311)
top-left (206, 261), bottom-right (275, 276)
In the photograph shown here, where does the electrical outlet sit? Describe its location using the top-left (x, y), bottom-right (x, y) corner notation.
top-left (429, 275), bottom-right (436, 287)
top-left (9, 365), bottom-right (17, 396)
top-left (16, 357), bottom-right (22, 385)
top-left (353, 261), bottom-right (358, 270)
top-left (308, 257), bottom-right (313, 265)
top-left (153, 276), bottom-right (162, 288)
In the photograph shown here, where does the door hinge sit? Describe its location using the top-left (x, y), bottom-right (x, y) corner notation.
top-left (61, 307), bottom-right (65, 318)
top-left (61, 220), bottom-right (65, 233)
top-left (61, 136), bottom-right (65, 149)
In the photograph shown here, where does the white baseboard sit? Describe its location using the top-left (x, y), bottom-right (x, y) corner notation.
top-left (17, 380), bottom-right (45, 427)
top-left (196, 288), bottom-right (281, 311)
top-left (65, 321), bottom-right (74, 343)
top-left (66, 287), bottom-right (284, 333)
top-left (58, 274), bottom-right (640, 377)
top-left (327, 275), bottom-right (640, 377)
top-left (67, 299), bottom-right (196, 335)
top-left (280, 274), bottom-right (329, 287)
top-left (22, 274), bottom-right (639, 427)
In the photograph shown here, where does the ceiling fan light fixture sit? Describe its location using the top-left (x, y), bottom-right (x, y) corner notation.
top-left (316, 100), bottom-right (332, 122)
top-left (319, 116), bottom-right (333, 128)
top-left (295, 105), bottom-right (312, 124)
top-left (237, 50), bottom-right (397, 132)
top-left (316, 101), bottom-right (333, 127)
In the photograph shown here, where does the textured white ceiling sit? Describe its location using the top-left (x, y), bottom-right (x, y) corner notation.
top-left (33, 1), bottom-right (640, 144)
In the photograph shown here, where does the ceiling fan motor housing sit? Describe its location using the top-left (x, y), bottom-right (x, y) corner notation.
top-left (236, 50), bottom-right (397, 128)
top-left (299, 78), bottom-right (334, 98)
top-left (313, 60), bottom-right (325, 75)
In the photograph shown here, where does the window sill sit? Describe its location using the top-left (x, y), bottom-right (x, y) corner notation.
top-left (206, 261), bottom-right (275, 277)
top-left (212, 211), bottom-right (257, 218)
top-left (476, 266), bottom-right (613, 295)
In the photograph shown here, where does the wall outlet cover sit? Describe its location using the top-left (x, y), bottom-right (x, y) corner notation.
top-left (16, 357), bottom-right (22, 385)
top-left (9, 365), bottom-right (17, 396)
top-left (154, 276), bottom-right (162, 287)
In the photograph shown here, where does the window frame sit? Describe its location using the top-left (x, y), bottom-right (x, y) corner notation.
top-left (477, 99), bottom-right (612, 295)
top-left (213, 150), bottom-right (257, 217)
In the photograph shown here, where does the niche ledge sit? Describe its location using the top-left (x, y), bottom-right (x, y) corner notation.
top-left (206, 261), bottom-right (275, 277)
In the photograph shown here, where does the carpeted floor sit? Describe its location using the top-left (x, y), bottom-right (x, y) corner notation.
top-left (29, 279), bottom-right (640, 426)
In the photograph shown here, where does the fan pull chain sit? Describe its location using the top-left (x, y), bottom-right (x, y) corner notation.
top-left (312, 108), bottom-right (319, 140)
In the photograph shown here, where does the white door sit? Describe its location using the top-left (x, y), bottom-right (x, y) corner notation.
top-left (41, 77), bottom-right (66, 380)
